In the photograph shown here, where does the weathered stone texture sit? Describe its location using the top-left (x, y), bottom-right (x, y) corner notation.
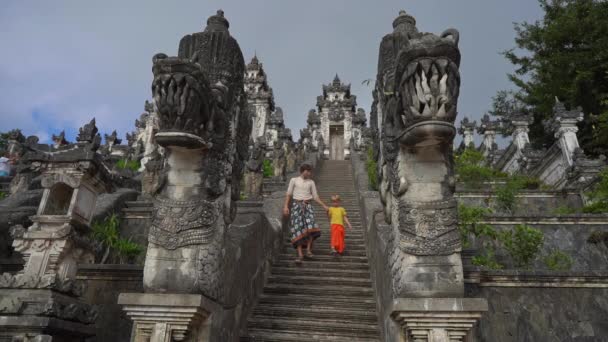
top-left (467, 286), bottom-right (608, 342)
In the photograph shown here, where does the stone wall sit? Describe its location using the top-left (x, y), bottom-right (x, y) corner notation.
top-left (456, 189), bottom-right (584, 216)
top-left (352, 151), bottom-right (608, 341)
top-left (72, 191), bottom-right (286, 341)
top-left (350, 150), bottom-right (401, 341)
top-left (467, 284), bottom-right (608, 341)
top-left (77, 265), bottom-right (143, 342)
top-left (467, 216), bottom-right (608, 271)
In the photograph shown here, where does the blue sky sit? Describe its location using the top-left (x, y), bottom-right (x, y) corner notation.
top-left (0, 0), bottom-right (543, 144)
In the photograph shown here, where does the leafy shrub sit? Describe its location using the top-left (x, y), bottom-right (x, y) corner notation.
top-left (366, 147), bottom-right (378, 191)
top-left (0, 191), bottom-right (6, 200)
top-left (455, 149), bottom-right (498, 188)
top-left (552, 206), bottom-right (578, 215)
top-left (116, 159), bottom-right (141, 172)
top-left (262, 159), bottom-right (274, 178)
top-left (543, 250), bottom-right (573, 271)
top-left (472, 249), bottom-right (504, 270)
top-left (494, 178), bottom-right (523, 213)
top-left (587, 231), bottom-right (608, 248)
top-left (582, 169), bottom-right (608, 213)
top-left (113, 238), bottom-right (145, 264)
top-left (582, 201), bottom-right (608, 213)
top-left (458, 204), bottom-right (495, 248)
top-left (499, 224), bottom-right (544, 268)
top-left (91, 213), bottom-right (144, 264)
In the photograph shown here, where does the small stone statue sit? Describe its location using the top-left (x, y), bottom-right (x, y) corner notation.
top-left (243, 138), bottom-right (266, 200)
top-left (273, 141), bottom-right (286, 181)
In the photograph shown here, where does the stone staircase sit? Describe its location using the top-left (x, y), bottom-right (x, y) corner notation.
top-left (242, 160), bottom-right (381, 341)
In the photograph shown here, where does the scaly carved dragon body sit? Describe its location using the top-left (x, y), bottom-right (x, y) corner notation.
top-left (143, 10), bottom-right (251, 301)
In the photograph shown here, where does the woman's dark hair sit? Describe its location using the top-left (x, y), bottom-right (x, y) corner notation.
top-left (299, 163), bottom-right (313, 173)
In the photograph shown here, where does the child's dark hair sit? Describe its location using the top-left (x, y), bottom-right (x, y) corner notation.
top-left (299, 163), bottom-right (313, 173)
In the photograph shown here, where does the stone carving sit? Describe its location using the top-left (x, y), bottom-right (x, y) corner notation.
top-left (328, 108), bottom-right (345, 122)
top-left (51, 130), bottom-right (69, 148)
top-left (104, 130), bottom-right (122, 148)
top-left (566, 148), bottom-right (608, 189)
top-left (286, 145), bottom-right (297, 173)
top-left (142, 10), bottom-right (251, 301)
top-left (374, 10), bottom-right (463, 297)
top-left (477, 114), bottom-right (500, 156)
top-left (457, 117), bottom-right (476, 151)
top-left (0, 118), bottom-right (111, 341)
top-left (272, 141), bottom-right (286, 181)
top-left (243, 138), bottom-right (266, 200)
top-left (76, 118), bottom-right (102, 150)
top-left (316, 135), bottom-right (325, 156)
top-left (244, 55), bottom-right (275, 141)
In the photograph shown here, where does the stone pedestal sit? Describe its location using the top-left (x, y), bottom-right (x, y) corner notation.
top-left (0, 289), bottom-right (97, 342)
top-left (119, 293), bottom-right (219, 342)
top-left (390, 298), bottom-right (488, 342)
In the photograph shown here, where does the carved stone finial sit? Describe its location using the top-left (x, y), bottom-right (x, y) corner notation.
top-left (206, 9), bottom-right (229, 31)
top-left (104, 130), bottom-right (122, 146)
top-left (393, 10), bottom-right (417, 31)
top-left (77, 118), bottom-right (98, 143)
top-left (52, 130), bottom-right (68, 147)
top-left (333, 73), bottom-right (341, 85)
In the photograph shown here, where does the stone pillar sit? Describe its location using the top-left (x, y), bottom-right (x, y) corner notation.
top-left (510, 114), bottom-right (531, 150)
top-left (119, 293), bottom-right (218, 342)
top-left (457, 117), bottom-right (476, 149)
top-left (477, 114), bottom-right (500, 157)
top-left (550, 99), bottom-right (584, 166)
top-left (391, 298), bottom-right (488, 342)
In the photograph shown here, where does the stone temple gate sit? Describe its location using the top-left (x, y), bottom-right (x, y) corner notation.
top-left (309, 75), bottom-right (367, 160)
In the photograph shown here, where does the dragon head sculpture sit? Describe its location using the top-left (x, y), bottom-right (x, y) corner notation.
top-left (380, 11), bottom-right (461, 149)
top-left (143, 10), bottom-right (252, 301)
top-left (374, 11), bottom-right (463, 297)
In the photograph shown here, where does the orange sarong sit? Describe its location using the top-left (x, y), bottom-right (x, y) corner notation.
top-left (330, 224), bottom-right (345, 254)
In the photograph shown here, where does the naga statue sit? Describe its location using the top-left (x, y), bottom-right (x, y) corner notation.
top-left (374, 11), bottom-right (463, 297)
top-left (142, 10), bottom-right (251, 301)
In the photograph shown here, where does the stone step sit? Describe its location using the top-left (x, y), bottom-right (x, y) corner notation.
top-left (245, 161), bottom-right (379, 341)
top-left (291, 249), bottom-right (368, 257)
top-left (282, 243), bottom-right (367, 252)
top-left (272, 259), bottom-right (370, 271)
top-left (267, 274), bottom-right (372, 288)
top-left (247, 318), bottom-right (380, 338)
top-left (252, 305), bottom-right (378, 325)
top-left (278, 253), bottom-right (369, 263)
top-left (257, 293), bottom-right (376, 310)
top-left (263, 283), bottom-right (375, 298)
top-left (124, 201), bottom-right (153, 207)
top-left (243, 329), bottom-right (381, 342)
top-left (269, 266), bottom-right (371, 279)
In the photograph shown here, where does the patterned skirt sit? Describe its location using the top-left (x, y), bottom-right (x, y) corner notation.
top-left (289, 200), bottom-right (321, 248)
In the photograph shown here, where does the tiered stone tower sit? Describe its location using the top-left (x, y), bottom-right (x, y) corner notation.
top-left (244, 55), bottom-right (275, 142)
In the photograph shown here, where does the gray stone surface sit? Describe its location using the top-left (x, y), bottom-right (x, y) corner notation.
top-left (468, 218), bottom-right (608, 270)
top-left (372, 11), bottom-right (464, 298)
top-left (467, 286), bottom-right (608, 342)
top-left (77, 264), bottom-right (143, 342)
top-left (456, 188), bottom-right (584, 215)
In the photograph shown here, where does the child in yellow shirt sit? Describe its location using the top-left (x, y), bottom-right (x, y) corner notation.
top-left (327, 195), bottom-right (352, 255)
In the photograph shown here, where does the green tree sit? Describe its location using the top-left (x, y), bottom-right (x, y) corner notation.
top-left (493, 0), bottom-right (608, 155)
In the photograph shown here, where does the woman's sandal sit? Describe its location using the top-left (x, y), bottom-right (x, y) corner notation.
top-left (295, 256), bottom-right (303, 264)
top-left (306, 251), bottom-right (314, 258)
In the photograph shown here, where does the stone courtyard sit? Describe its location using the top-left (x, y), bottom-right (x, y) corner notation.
top-left (1, 5), bottom-right (608, 342)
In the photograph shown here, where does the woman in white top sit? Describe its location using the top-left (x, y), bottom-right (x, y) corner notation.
top-left (284, 163), bottom-right (328, 263)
